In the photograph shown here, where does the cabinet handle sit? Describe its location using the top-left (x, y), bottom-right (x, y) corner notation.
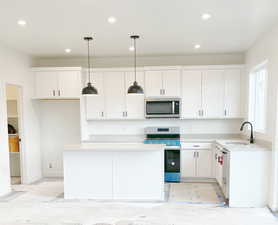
top-left (160, 89), bottom-right (163, 95)
top-left (53, 90), bottom-right (55, 96)
top-left (58, 90), bottom-right (61, 96)
top-left (122, 112), bottom-right (125, 117)
top-left (197, 152), bottom-right (199, 158)
top-left (193, 145), bottom-right (200, 148)
top-left (101, 112), bottom-right (104, 117)
top-left (163, 89), bottom-right (165, 95)
top-left (224, 109), bottom-right (227, 116)
top-left (201, 110), bottom-right (204, 117)
top-left (125, 111), bottom-right (128, 117)
top-left (193, 152), bottom-right (196, 158)
top-left (215, 153), bottom-right (218, 160)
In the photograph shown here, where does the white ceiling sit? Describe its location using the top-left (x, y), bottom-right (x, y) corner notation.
top-left (0, 0), bottom-right (278, 57)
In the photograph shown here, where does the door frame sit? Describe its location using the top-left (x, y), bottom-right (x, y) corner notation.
top-left (5, 83), bottom-right (26, 184)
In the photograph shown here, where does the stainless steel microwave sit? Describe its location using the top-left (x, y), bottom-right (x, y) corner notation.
top-left (145, 98), bottom-right (181, 118)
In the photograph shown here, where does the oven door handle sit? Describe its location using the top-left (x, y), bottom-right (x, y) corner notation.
top-left (172, 101), bottom-right (175, 114)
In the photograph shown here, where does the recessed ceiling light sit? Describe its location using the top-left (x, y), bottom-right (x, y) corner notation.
top-left (17, 20), bottom-right (27, 26)
top-left (107, 16), bottom-right (117, 24)
top-left (129, 46), bottom-right (135, 51)
top-left (65, 48), bottom-right (71, 53)
top-left (202, 13), bottom-right (211, 20)
top-left (194, 44), bottom-right (201, 49)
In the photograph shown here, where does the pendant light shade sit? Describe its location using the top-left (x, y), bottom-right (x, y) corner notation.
top-left (127, 35), bottom-right (144, 94)
top-left (82, 37), bottom-right (98, 95)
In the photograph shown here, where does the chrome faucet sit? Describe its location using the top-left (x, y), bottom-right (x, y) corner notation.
top-left (240, 121), bottom-right (254, 144)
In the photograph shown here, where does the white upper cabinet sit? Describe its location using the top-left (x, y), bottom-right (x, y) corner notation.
top-left (58, 71), bottom-right (81, 98)
top-left (35, 71), bottom-right (58, 98)
top-left (181, 71), bottom-right (202, 118)
top-left (202, 70), bottom-right (225, 118)
top-left (162, 70), bottom-right (181, 97)
top-left (85, 73), bottom-right (105, 120)
top-left (224, 69), bottom-right (241, 118)
top-left (145, 71), bottom-right (163, 97)
top-left (125, 71), bottom-right (145, 119)
top-left (145, 69), bottom-right (181, 97)
top-left (85, 70), bottom-right (145, 120)
top-left (104, 72), bottom-right (126, 119)
top-left (33, 68), bottom-right (82, 99)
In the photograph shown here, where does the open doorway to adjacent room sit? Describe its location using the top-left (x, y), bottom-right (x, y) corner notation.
top-left (5, 84), bottom-right (23, 185)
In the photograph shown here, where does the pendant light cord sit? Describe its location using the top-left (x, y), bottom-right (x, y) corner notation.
top-left (134, 37), bottom-right (137, 82)
top-left (87, 39), bottom-right (91, 84)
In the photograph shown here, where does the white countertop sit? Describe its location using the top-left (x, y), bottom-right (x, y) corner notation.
top-left (215, 140), bottom-right (270, 152)
top-left (64, 143), bottom-right (165, 152)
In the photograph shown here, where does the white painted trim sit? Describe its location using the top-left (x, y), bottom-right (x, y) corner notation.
top-left (269, 89), bottom-right (278, 211)
top-left (82, 67), bottom-right (145, 73)
top-left (143, 66), bottom-right (182, 70)
top-left (182, 64), bottom-right (245, 70)
top-left (31, 67), bottom-right (82, 72)
top-left (4, 83), bottom-right (26, 185)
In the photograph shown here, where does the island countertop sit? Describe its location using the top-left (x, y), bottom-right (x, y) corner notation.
top-left (64, 143), bottom-right (165, 152)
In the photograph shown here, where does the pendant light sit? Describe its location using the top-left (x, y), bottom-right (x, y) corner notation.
top-left (82, 37), bottom-right (98, 95)
top-left (127, 35), bottom-right (144, 94)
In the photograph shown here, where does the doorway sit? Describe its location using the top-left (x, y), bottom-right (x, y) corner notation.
top-left (6, 84), bottom-right (23, 185)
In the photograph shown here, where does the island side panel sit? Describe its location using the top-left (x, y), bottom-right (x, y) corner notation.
top-left (113, 150), bottom-right (164, 200)
top-left (229, 150), bottom-right (271, 207)
top-left (64, 151), bottom-right (113, 199)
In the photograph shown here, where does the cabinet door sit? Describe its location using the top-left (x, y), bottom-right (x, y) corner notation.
top-left (162, 70), bottom-right (181, 97)
top-left (125, 71), bottom-right (145, 119)
top-left (104, 72), bottom-right (126, 119)
top-left (85, 73), bottom-right (105, 120)
top-left (181, 150), bottom-right (196, 178)
top-left (181, 71), bottom-right (202, 118)
top-left (58, 71), bottom-right (81, 98)
top-left (35, 71), bottom-right (58, 98)
top-left (202, 70), bottom-right (225, 117)
top-left (196, 150), bottom-right (213, 178)
top-left (224, 69), bottom-right (241, 118)
top-left (145, 71), bottom-right (163, 97)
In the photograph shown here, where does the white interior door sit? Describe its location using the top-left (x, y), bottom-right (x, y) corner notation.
top-left (181, 70), bottom-right (202, 118)
top-left (202, 70), bottom-right (225, 117)
top-left (35, 71), bottom-right (58, 98)
top-left (145, 71), bottom-right (163, 97)
top-left (180, 150), bottom-right (196, 178)
top-left (162, 70), bottom-right (181, 97)
top-left (58, 71), bottom-right (81, 97)
top-left (224, 69), bottom-right (241, 118)
top-left (104, 72), bottom-right (126, 119)
top-left (196, 150), bottom-right (213, 178)
top-left (125, 71), bottom-right (145, 119)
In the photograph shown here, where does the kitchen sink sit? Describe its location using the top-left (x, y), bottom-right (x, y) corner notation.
top-left (225, 141), bottom-right (249, 145)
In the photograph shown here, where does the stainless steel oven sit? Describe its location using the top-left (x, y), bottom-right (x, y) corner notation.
top-left (145, 98), bottom-right (181, 118)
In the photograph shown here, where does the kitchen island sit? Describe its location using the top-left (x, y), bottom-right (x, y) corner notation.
top-left (64, 143), bottom-right (165, 200)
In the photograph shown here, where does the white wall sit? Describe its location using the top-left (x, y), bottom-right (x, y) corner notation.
top-left (39, 100), bottom-right (80, 177)
top-left (245, 23), bottom-right (278, 211)
top-left (32, 53), bottom-right (244, 68)
top-left (0, 44), bottom-right (42, 196)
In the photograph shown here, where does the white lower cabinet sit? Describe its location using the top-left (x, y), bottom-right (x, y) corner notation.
top-left (181, 143), bottom-right (213, 178)
top-left (180, 150), bottom-right (196, 177)
top-left (196, 150), bottom-right (213, 178)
